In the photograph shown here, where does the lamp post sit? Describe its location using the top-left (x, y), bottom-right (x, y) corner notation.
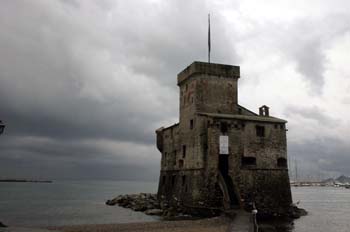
top-left (0, 120), bottom-right (5, 135)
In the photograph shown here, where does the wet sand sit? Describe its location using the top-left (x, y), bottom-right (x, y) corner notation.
top-left (48, 216), bottom-right (231, 232)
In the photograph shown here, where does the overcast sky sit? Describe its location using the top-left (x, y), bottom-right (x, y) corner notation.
top-left (1, 0), bottom-right (350, 181)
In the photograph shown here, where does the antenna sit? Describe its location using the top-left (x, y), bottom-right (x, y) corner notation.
top-left (295, 158), bottom-right (298, 182)
top-left (208, 13), bottom-right (211, 63)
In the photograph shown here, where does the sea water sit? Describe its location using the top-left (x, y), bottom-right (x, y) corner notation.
top-left (0, 180), bottom-right (158, 227)
top-left (292, 186), bottom-right (350, 232)
top-left (0, 181), bottom-right (350, 231)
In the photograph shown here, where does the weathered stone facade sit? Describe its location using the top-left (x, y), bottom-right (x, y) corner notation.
top-left (156, 61), bottom-right (292, 217)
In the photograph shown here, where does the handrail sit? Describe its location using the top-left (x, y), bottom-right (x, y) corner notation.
top-left (217, 172), bottom-right (231, 210)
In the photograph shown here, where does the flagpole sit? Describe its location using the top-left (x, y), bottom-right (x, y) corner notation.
top-left (208, 13), bottom-right (211, 63)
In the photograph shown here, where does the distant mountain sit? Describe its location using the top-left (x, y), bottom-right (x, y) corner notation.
top-left (336, 175), bottom-right (350, 184)
top-left (321, 178), bottom-right (335, 184)
top-left (321, 175), bottom-right (350, 184)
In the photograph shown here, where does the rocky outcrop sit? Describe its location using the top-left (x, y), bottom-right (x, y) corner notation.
top-left (106, 193), bottom-right (196, 218)
top-left (253, 201), bottom-right (307, 220)
top-left (106, 193), bottom-right (306, 222)
top-left (106, 193), bottom-right (163, 215)
top-left (288, 205), bottom-right (307, 219)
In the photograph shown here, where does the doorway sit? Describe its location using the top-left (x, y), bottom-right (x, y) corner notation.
top-left (219, 155), bottom-right (229, 177)
top-left (218, 154), bottom-right (239, 207)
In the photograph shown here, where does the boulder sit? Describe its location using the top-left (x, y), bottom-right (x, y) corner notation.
top-left (145, 209), bottom-right (163, 216)
top-left (106, 193), bottom-right (159, 213)
top-left (289, 206), bottom-right (307, 219)
top-left (106, 199), bottom-right (117, 206)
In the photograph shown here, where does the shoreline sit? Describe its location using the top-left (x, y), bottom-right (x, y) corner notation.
top-left (47, 216), bottom-right (231, 232)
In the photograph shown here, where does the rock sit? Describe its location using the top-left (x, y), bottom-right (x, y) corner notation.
top-left (0, 221), bottom-right (7, 227)
top-left (289, 206), bottom-right (307, 218)
top-left (106, 199), bottom-right (117, 206)
top-left (107, 193), bottom-right (163, 214)
top-left (131, 204), bottom-right (147, 212)
top-left (145, 209), bottom-right (163, 216)
top-left (296, 208), bottom-right (307, 216)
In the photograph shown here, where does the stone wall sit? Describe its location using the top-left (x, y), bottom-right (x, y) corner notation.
top-left (178, 62), bottom-right (240, 126)
top-left (239, 169), bottom-right (292, 216)
top-left (203, 114), bottom-right (292, 215)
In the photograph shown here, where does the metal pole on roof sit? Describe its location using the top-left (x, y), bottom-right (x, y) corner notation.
top-left (208, 13), bottom-right (211, 63)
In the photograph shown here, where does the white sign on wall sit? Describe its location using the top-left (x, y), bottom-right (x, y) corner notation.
top-left (219, 136), bottom-right (229, 154)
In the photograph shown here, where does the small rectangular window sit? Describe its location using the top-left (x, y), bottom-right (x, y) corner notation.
top-left (182, 145), bottom-right (186, 158)
top-left (256, 125), bottom-right (265, 137)
top-left (182, 175), bottom-right (186, 187)
top-left (190, 119), bottom-right (194, 129)
top-left (242, 157), bottom-right (256, 166)
top-left (179, 159), bottom-right (184, 168)
top-left (172, 175), bottom-right (176, 187)
top-left (220, 122), bottom-right (228, 134)
top-left (173, 151), bottom-right (177, 166)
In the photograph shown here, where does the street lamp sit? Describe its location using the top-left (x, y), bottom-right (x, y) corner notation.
top-left (0, 120), bottom-right (5, 135)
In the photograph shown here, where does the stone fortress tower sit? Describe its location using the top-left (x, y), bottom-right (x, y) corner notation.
top-left (156, 61), bottom-right (292, 217)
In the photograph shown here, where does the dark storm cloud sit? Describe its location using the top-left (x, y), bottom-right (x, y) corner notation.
top-left (106, 0), bottom-right (239, 86)
top-left (0, 0), bottom-right (173, 144)
top-left (0, 155), bottom-right (159, 181)
top-left (289, 137), bottom-right (350, 179)
top-left (0, 134), bottom-right (159, 180)
top-left (0, 0), bottom-right (238, 180)
top-left (1, 0), bottom-right (349, 181)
